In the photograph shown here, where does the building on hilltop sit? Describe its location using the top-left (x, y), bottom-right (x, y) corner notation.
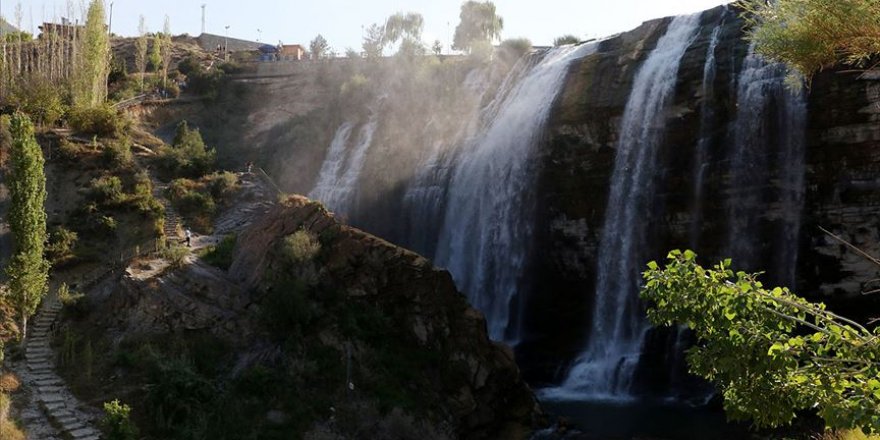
top-left (280, 44), bottom-right (306, 61)
top-left (39, 18), bottom-right (87, 39)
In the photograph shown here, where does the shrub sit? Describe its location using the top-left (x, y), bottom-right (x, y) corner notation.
top-left (177, 56), bottom-right (202, 76)
top-left (161, 244), bottom-right (188, 268)
top-left (46, 227), bottom-right (78, 264)
top-left (57, 283), bottom-right (85, 306)
top-left (89, 176), bottom-right (125, 204)
top-left (10, 79), bottom-right (67, 126)
top-left (282, 230), bottom-right (321, 265)
top-left (553, 34), bottom-right (580, 46)
top-left (0, 374), bottom-right (20, 393)
top-left (101, 138), bottom-right (133, 168)
top-left (499, 38), bottom-right (533, 62)
top-left (205, 171), bottom-right (238, 200)
top-left (56, 138), bottom-right (87, 161)
top-left (69, 105), bottom-right (129, 138)
top-left (158, 121), bottom-right (216, 178)
top-left (101, 399), bottom-right (139, 440)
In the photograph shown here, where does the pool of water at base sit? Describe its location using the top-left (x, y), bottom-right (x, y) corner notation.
top-left (536, 398), bottom-right (756, 440)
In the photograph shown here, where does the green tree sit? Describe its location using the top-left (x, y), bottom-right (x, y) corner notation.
top-left (5, 113), bottom-right (49, 340)
top-left (554, 34), bottom-right (580, 46)
top-left (641, 250), bottom-right (880, 433)
top-left (452, 1), bottom-right (504, 53)
top-left (135, 16), bottom-right (148, 92)
top-left (149, 33), bottom-right (162, 72)
top-left (738, 0), bottom-right (880, 79)
top-left (362, 23), bottom-right (385, 58)
top-left (432, 40), bottom-right (443, 56)
top-left (73, 0), bottom-right (111, 108)
top-left (381, 12), bottom-right (425, 57)
top-left (309, 34), bottom-right (329, 60)
top-left (160, 16), bottom-right (173, 89)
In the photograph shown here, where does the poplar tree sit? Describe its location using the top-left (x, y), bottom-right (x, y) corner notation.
top-left (160, 16), bottom-right (172, 89)
top-left (73, 0), bottom-right (110, 108)
top-left (5, 113), bottom-right (49, 340)
top-left (135, 16), bottom-right (148, 92)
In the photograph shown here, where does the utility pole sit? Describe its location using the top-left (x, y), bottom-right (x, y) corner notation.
top-left (257, 28), bottom-right (261, 43)
top-left (224, 24), bottom-right (229, 60)
top-left (201, 4), bottom-right (206, 35)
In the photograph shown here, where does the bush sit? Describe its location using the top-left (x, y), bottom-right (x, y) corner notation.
top-left (89, 176), bottom-right (125, 204)
top-left (205, 171), bottom-right (238, 199)
top-left (282, 230), bottom-right (321, 265)
top-left (10, 78), bottom-right (67, 126)
top-left (46, 227), bottom-right (78, 264)
top-left (56, 138), bottom-right (87, 161)
top-left (161, 244), bottom-right (188, 268)
top-left (69, 105), bottom-right (129, 138)
top-left (177, 56), bottom-right (202, 76)
top-left (101, 138), bottom-right (133, 168)
top-left (499, 38), bottom-right (533, 62)
top-left (101, 399), bottom-right (139, 440)
top-left (57, 283), bottom-right (85, 306)
top-left (158, 121), bottom-right (216, 178)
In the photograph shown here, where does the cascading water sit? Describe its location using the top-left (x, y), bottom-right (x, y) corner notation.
top-left (546, 13), bottom-right (702, 400)
top-left (689, 17), bottom-right (725, 247)
top-left (434, 43), bottom-right (598, 343)
top-left (726, 45), bottom-right (807, 285)
top-left (400, 68), bottom-right (498, 257)
top-left (309, 110), bottom-right (379, 214)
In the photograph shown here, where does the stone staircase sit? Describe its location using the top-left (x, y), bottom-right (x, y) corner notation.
top-left (25, 297), bottom-right (101, 440)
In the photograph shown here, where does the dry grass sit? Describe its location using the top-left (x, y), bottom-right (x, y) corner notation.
top-left (0, 373), bottom-right (20, 393)
top-left (825, 430), bottom-right (880, 440)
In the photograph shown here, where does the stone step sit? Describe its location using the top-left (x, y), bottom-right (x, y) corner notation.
top-left (38, 385), bottom-right (63, 394)
top-left (40, 393), bottom-right (64, 404)
top-left (32, 374), bottom-right (60, 383)
top-left (69, 427), bottom-right (99, 438)
top-left (58, 418), bottom-right (85, 432)
top-left (43, 401), bottom-right (66, 412)
top-left (52, 409), bottom-right (74, 419)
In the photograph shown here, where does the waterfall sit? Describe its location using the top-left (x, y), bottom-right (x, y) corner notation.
top-left (726, 46), bottom-right (807, 285)
top-left (400, 68), bottom-right (498, 257)
top-left (308, 111), bottom-right (379, 214)
top-left (434, 43), bottom-right (598, 343)
top-left (690, 18), bottom-right (724, 247)
top-left (546, 13), bottom-right (702, 400)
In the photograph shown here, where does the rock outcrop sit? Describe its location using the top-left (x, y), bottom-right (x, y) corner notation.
top-left (78, 192), bottom-right (538, 439)
top-left (230, 195), bottom-right (539, 439)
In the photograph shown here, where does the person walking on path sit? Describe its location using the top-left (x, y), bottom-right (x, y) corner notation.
top-left (185, 229), bottom-right (192, 247)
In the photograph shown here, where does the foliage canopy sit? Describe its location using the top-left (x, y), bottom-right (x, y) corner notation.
top-left (5, 113), bottom-right (49, 339)
top-left (739, 0), bottom-right (880, 78)
top-left (452, 1), bottom-right (504, 53)
top-left (642, 250), bottom-right (880, 433)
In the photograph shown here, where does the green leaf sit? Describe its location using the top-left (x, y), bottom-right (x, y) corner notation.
top-left (724, 309), bottom-right (737, 321)
top-left (768, 343), bottom-right (785, 355)
top-left (647, 261), bottom-right (659, 271)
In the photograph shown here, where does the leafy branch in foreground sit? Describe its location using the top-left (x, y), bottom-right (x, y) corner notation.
top-left (641, 250), bottom-right (880, 433)
top-left (738, 0), bottom-right (880, 79)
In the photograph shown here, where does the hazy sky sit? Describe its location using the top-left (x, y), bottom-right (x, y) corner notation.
top-left (5, 1), bottom-right (731, 51)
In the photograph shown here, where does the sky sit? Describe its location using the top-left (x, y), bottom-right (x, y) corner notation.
top-left (3, 0), bottom-right (732, 51)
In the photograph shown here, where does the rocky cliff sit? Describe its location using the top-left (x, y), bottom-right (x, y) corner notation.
top-left (70, 192), bottom-right (537, 439)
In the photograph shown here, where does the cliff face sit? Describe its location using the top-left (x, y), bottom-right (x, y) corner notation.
top-left (526, 5), bottom-right (880, 386)
top-left (229, 195), bottom-right (539, 439)
top-left (77, 193), bottom-right (537, 439)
